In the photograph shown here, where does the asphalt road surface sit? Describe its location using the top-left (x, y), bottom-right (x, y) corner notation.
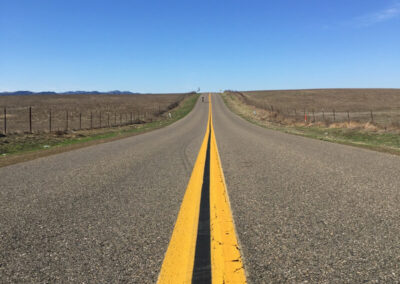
top-left (212, 94), bottom-right (400, 283)
top-left (1, 94), bottom-right (400, 283)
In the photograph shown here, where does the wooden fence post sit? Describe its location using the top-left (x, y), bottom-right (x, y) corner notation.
top-left (312, 109), bottom-right (315, 122)
top-left (108, 113), bottom-right (110, 127)
top-left (79, 113), bottom-right (82, 130)
top-left (130, 112), bottom-right (133, 124)
top-left (90, 112), bottom-right (93, 129)
top-left (333, 109), bottom-right (336, 121)
top-left (29, 106), bottom-right (32, 133)
top-left (66, 110), bottom-right (69, 131)
top-left (370, 110), bottom-right (374, 122)
top-left (114, 112), bottom-right (117, 126)
top-left (99, 111), bottom-right (102, 128)
top-left (347, 111), bottom-right (350, 123)
top-left (49, 109), bottom-right (52, 133)
top-left (294, 109), bottom-right (297, 120)
top-left (4, 107), bottom-right (6, 134)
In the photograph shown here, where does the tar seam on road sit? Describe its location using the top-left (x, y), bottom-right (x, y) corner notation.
top-left (192, 132), bottom-right (212, 283)
top-left (158, 94), bottom-right (247, 284)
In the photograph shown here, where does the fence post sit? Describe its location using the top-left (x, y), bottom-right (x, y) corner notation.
top-left (66, 110), bottom-right (69, 131)
top-left (108, 113), bottom-right (110, 127)
top-left (370, 110), bottom-right (374, 122)
top-left (131, 112), bottom-right (133, 124)
top-left (79, 113), bottom-right (82, 129)
top-left (49, 109), bottom-right (52, 133)
top-left (99, 111), bottom-right (102, 128)
top-left (29, 106), bottom-right (32, 133)
top-left (114, 112), bottom-right (117, 126)
top-left (347, 111), bottom-right (350, 123)
top-left (3, 107), bottom-right (6, 134)
top-left (294, 109), bottom-right (297, 120)
top-left (90, 112), bottom-right (93, 129)
top-left (333, 109), bottom-right (336, 121)
top-left (119, 113), bottom-right (122, 125)
top-left (322, 111), bottom-right (325, 121)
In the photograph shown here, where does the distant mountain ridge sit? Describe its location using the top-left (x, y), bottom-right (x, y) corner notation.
top-left (0, 90), bottom-right (139, 96)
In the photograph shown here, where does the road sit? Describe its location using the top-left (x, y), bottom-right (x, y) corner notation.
top-left (1, 94), bottom-right (400, 283)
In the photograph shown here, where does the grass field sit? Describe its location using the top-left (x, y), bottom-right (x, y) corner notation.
top-left (0, 93), bottom-right (199, 167)
top-left (234, 89), bottom-right (400, 128)
top-left (0, 93), bottom-right (188, 133)
top-left (222, 90), bottom-right (400, 155)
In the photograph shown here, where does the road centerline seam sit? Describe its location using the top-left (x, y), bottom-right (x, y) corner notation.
top-left (158, 94), bottom-right (247, 284)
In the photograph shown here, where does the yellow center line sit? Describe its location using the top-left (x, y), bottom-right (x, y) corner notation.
top-left (209, 99), bottom-right (247, 283)
top-left (158, 94), bottom-right (247, 283)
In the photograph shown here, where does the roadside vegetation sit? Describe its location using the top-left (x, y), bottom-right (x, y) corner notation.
top-left (0, 93), bottom-right (199, 167)
top-left (222, 91), bottom-right (400, 156)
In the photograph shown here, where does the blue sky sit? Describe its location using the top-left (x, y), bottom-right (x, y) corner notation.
top-left (1, 0), bottom-right (399, 93)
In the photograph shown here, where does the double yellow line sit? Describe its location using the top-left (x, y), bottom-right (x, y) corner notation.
top-left (158, 94), bottom-right (247, 283)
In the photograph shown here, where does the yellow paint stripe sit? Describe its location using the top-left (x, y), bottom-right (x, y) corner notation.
top-left (157, 96), bottom-right (211, 283)
top-left (158, 94), bottom-right (246, 283)
top-left (210, 95), bottom-right (247, 283)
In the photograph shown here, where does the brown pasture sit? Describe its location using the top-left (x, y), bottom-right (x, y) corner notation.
top-left (233, 89), bottom-right (400, 127)
top-left (0, 93), bottom-right (188, 133)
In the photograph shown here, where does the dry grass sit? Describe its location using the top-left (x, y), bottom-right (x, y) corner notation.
top-left (0, 93), bottom-right (189, 133)
top-left (242, 89), bottom-right (400, 111)
top-left (228, 89), bottom-right (400, 128)
top-left (222, 92), bottom-right (400, 156)
top-left (0, 93), bottom-right (199, 166)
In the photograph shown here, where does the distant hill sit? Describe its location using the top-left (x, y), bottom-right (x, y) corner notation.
top-left (0, 90), bottom-right (139, 96)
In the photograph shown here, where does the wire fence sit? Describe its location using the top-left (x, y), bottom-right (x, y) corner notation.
top-left (231, 92), bottom-right (400, 129)
top-left (0, 105), bottom-right (170, 134)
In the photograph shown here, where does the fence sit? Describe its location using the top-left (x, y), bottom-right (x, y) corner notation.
top-left (0, 106), bottom-right (166, 134)
top-left (232, 92), bottom-right (400, 129)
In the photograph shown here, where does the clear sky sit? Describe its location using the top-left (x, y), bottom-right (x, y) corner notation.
top-left (1, 0), bottom-right (399, 93)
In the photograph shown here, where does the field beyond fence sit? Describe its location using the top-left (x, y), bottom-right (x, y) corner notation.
top-left (0, 93), bottom-right (189, 134)
top-left (228, 89), bottom-right (400, 130)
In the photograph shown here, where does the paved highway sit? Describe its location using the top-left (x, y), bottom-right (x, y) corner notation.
top-left (1, 94), bottom-right (400, 283)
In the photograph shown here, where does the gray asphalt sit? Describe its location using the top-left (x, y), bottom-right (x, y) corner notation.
top-left (212, 94), bottom-right (400, 283)
top-left (2, 94), bottom-right (400, 283)
top-left (0, 98), bottom-right (209, 283)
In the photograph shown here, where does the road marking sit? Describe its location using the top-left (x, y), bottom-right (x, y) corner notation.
top-left (209, 100), bottom-right (247, 283)
top-left (158, 94), bottom-right (246, 283)
top-left (192, 133), bottom-right (212, 282)
top-left (158, 98), bottom-right (211, 283)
